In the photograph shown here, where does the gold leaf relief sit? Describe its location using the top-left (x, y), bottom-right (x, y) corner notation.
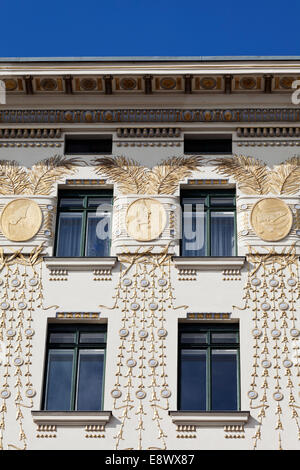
top-left (213, 155), bottom-right (269, 195)
top-left (213, 155), bottom-right (300, 195)
top-left (93, 155), bottom-right (203, 195)
top-left (0, 156), bottom-right (83, 195)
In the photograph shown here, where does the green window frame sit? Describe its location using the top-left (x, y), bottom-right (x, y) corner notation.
top-left (54, 189), bottom-right (113, 257)
top-left (43, 324), bottom-right (107, 411)
top-left (181, 189), bottom-right (236, 256)
top-left (178, 323), bottom-right (240, 411)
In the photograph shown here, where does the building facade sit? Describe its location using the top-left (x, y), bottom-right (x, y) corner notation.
top-left (0, 57), bottom-right (299, 450)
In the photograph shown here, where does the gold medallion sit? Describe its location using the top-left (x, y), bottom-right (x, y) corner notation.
top-left (1, 199), bottom-right (43, 242)
top-left (125, 198), bottom-right (167, 241)
top-left (250, 198), bottom-right (293, 242)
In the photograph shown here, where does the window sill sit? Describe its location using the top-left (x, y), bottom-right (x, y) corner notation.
top-left (44, 257), bottom-right (118, 271)
top-left (172, 256), bottom-right (245, 271)
top-left (31, 410), bottom-right (112, 427)
top-left (169, 411), bottom-right (250, 427)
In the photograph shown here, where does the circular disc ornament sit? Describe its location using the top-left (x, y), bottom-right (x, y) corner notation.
top-left (125, 198), bottom-right (167, 242)
top-left (248, 390), bottom-right (258, 399)
top-left (250, 198), bottom-right (293, 242)
top-left (1, 199), bottom-right (42, 242)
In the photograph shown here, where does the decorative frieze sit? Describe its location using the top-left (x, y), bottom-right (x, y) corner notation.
top-left (45, 257), bottom-right (117, 282)
top-left (116, 128), bottom-right (181, 138)
top-left (3, 108), bottom-right (300, 124)
top-left (236, 127), bottom-right (300, 138)
top-left (187, 312), bottom-right (231, 320)
top-left (56, 312), bottom-right (102, 319)
top-left (0, 128), bottom-right (62, 139)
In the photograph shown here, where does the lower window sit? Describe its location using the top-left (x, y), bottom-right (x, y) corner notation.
top-left (43, 325), bottom-right (106, 411)
top-left (178, 324), bottom-right (239, 411)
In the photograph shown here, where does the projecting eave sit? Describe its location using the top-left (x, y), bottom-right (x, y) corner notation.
top-left (0, 57), bottom-right (300, 75)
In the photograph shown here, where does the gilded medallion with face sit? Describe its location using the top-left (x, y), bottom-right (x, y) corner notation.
top-left (1, 199), bottom-right (43, 242)
top-left (250, 198), bottom-right (293, 242)
top-left (125, 198), bottom-right (167, 242)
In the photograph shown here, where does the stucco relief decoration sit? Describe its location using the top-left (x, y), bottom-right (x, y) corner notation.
top-left (0, 156), bottom-right (83, 196)
top-left (99, 245), bottom-right (188, 450)
top-left (235, 246), bottom-right (300, 449)
top-left (0, 156), bottom-right (82, 448)
top-left (213, 155), bottom-right (300, 241)
top-left (125, 199), bottom-right (167, 242)
top-left (93, 155), bottom-right (203, 195)
top-left (213, 155), bottom-right (300, 196)
top-left (0, 245), bottom-right (58, 450)
top-left (0, 156), bottom-right (83, 242)
top-left (250, 198), bottom-right (293, 242)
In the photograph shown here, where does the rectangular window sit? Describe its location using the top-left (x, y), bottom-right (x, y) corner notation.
top-left (181, 190), bottom-right (236, 257)
top-left (43, 325), bottom-right (107, 411)
top-left (55, 190), bottom-right (113, 257)
top-left (184, 136), bottom-right (232, 154)
top-left (178, 324), bottom-right (239, 411)
top-left (65, 136), bottom-right (112, 155)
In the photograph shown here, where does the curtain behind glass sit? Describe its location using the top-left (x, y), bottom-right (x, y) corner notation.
top-left (211, 211), bottom-right (235, 256)
top-left (56, 213), bottom-right (82, 257)
top-left (182, 209), bottom-right (206, 256)
top-left (86, 213), bottom-right (111, 257)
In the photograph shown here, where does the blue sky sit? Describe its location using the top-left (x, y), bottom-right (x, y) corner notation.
top-left (1, 0), bottom-right (300, 58)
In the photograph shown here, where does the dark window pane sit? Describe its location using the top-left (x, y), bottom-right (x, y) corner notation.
top-left (211, 211), bottom-right (235, 256)
top-left (180, 333), bottom-right (207, 344)
top-left (56, 213), bottom-right (83, 257)
top-left (87, 198), bottom-right (112, 208)
top-left (45, 350), bottom-right (74, 410)
top-left (211, 350), bottom-right (238, 411)
top-left (79, 332), bottom-right (106, 344)
top-left (59, 198), bottom-right (84, 209)
top-left (182, 208), bottom-right (206, 257)
top-left (65, 138), bottom-right (112, 155)
top-left (85, 213), bottom-right (111, 257)
top-left (180, 350), bottom-right (206, 410)
top-left (76, 350), bottom-right (104, 410)
top-left (211, 332), bottom-right (238, 344)
top-left (184, 138), bottom-right (232, 154)
top-left (182, 198), bottom-right (206, 206)
top-left (49, 332), bottom-right (76, 343)
top-left (210, 197), bottom-right (235, 207)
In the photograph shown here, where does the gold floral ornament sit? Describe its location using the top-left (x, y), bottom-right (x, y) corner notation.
top-left (93, 155), bottom-right (203, 194)
top-left (0, 155), bottom-right (84, 195)
top-left (213, 155), bottom-right (300, 195)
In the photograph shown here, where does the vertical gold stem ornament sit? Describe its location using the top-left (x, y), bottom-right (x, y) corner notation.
top-left (0, 245), bottom-right (44, 450)
top-left (100, 246), bottom-right (187, 450)
top-left (244, 245), bottom-right (300, 449)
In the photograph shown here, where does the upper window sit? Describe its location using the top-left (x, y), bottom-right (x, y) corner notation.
top-left (43, 324), bottom-right (107, 411)
top-left (178, 323), bottom-right (239, 411)
top-left (55, 190), bottom-right (113, 257)
top-left (184, 135), bottom-right (232, 154)
top-left (65, 136), bottom-right (112, 155)
top-left (181, 190), bottom-right (236, 257)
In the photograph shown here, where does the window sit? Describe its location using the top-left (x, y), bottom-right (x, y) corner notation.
top-left (43, 325), bottom-right (107, 411)
top-left (55, 190), bottom-right (113, 257)
top-left (184, 135), bottom-right (232, 154)
top-left (181, 190), bottom-right (236, 257)
top-left (65, 136), bottom-right (112, 155)
top-left (178, 324), bottom-right (239, 411)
